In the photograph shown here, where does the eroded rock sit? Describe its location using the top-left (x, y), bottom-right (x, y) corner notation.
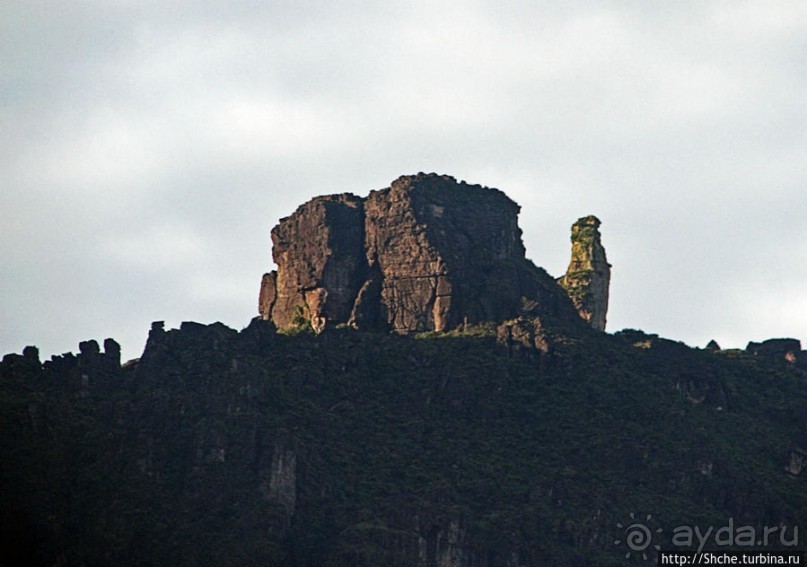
top-left (785, 448), bottom-right (805, 476)
top-left (261, 193), bottom-right (365, 332)
top-left (496, 316), bottom-right (552, 357)
top-left (259, 173), bottom-right (587, 334)
top-left (558, 215), bottom-right (611, 331)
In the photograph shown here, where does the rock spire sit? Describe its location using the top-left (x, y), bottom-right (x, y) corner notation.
top-left (557, 215), bottom-right (611, 331)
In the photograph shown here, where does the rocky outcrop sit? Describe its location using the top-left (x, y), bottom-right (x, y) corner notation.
top-left (259, 173), bottom-right (585, 334)
top-left (496, 316), bottom-right (552, 357)
top-left (558, 215), bottom-right (611, 331)
top-left (706, 339), bottom-right (721, 351)
top-left (746, 338), bottom-right (801, 362)
top-left (261, 193), bottom-right (365, 333)
top-left (360, 174), bottom-right (530, 332)
top-left (785, 447), bottom-right (805, 476)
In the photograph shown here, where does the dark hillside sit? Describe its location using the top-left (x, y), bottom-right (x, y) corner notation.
top-left (2, 320), bottom-right (804, 565)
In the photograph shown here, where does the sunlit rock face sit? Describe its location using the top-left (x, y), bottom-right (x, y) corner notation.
top-left (259, 173), bottom-right (584, 333)
top-left (261, 193), bottom-right (366, 333)
top-left (558, 215), bottom-right (611, 331)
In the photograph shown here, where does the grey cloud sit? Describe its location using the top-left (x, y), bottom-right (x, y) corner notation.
top-left (2, 1), bottom-right (805, 361)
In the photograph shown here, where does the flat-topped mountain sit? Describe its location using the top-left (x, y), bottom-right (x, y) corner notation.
top-left (259, 173), bottom-right (608, 334)
top-left (1, 174), bottom-right (804, 566)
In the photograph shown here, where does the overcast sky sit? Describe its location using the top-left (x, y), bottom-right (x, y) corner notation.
top-left (2, 1), bottom-right (806, 362)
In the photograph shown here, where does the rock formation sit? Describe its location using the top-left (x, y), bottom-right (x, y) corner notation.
top-left (557, 215), bottom-right (611, 331)
top-left (746, 338), bottom-right (801, 363)
top-left (496, 316), bottom-right (552, 357)
top-left (260, 193), bottom-right (365, 333)
top-left (259, 173), bottom-right (586, 333)
top-left (785, 447), bottom-right (805, 476)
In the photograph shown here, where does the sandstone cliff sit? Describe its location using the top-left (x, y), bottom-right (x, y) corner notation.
top-left (260, 193), bottom-right (365, 333)
top-left (558, 215), bottom-right (611, 331)
top-left (259, 173), bottom-right (591, 334)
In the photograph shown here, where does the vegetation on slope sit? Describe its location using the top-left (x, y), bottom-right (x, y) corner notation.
top-left (1, 320), bottom-right (804, 565)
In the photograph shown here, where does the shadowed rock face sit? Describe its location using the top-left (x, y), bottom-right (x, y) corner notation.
top-left (558, 215), bottom-right (611, 331)
top-left (259, 173), bottom-right (588, 333)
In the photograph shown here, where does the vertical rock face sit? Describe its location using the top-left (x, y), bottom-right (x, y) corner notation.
top-left (558, 215), bottom-right (611, 331)
top-left (361, 174), bottom-right (528, 332)
top-left (260, 173), bottom-right (590, 333)
top-left (263, 444), bottom-right (297, 519)
top-left (260, 194), bottom-right (365, 333)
